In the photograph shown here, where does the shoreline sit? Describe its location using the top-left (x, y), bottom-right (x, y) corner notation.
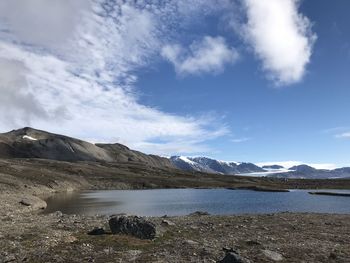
top-left (1, 158), bottom-right (350, 262)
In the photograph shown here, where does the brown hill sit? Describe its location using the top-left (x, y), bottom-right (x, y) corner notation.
top-left (0, 127), bottom-right (174, 169)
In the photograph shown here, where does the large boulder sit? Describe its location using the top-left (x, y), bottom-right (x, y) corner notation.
top-left (219, 248), bottom-right (249, 263)
top-left (219, 252), bottom-right (246, 263)
top-left (19, 196), bottom-right (47, 210)
top-left (109, 215), bottom-right (157, 240)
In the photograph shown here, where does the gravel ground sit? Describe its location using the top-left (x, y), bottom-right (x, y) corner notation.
top-left (0, 192), bottom-right (349, 263)
top-left (0, 158), bottom-right (350, 262)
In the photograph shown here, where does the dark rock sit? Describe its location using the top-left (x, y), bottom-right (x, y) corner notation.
top-left (218, 252), bottom-right (246, 263)
top-left (19, 199), bottom-right (31, 206)
top-left (161, 219), bottom-right (175, 226)
top-left (88, 227), bottom-right (106, 235)
top-left (245, 240), bottom-right (262, 246)
top-left (189, 211), bottom-right (210, 216)
top-left (109, 215), bottom-right (156, 240)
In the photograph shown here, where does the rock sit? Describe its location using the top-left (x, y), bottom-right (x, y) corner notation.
top-left (108, 215), bottom-right (156, 240)
top-left (19, 196), bottom-right (47, 210)
top-left (161, 219), bottom-right (175, 226)
top-left (218, 252), bottom-right (247, 263)
top-left (88, 227), bottom-right (106, 235)
top-left (262, 250), bottom-right (283, 261)
top-left (65, 236), bottom-right (78, 243)
top-left (245, 240), bottom-right (262, 246)
top-left (51, 211), bottom-right (63, 217)
top-left (189, 211), bottom-right (210, 216)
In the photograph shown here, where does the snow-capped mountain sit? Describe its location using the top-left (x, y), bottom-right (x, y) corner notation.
top-left (170, 156), bottom-right (265, 175)
top-left (170, 157), bottom-right (350, 178)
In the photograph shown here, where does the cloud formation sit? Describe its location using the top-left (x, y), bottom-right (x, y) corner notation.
top-left (162, 36), bottom-right (239, 76)
top-left (0, 58), bottom-right (47, 125)
top-left (335, 132), bottom-right (350, 139)
top-left (231, 137), bottom-right (251, 143)
top-left (241, 0), bottom-right (316, 85)
top-left (0, 0), bottom-right (317, 156)
top-left (0, 0), bottom-right (90, 46)
top-left (0, 0), bottom-right (229, 155)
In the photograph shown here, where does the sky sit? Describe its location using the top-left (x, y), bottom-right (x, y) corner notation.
top-left (0, 0), bottom-right (349, 168)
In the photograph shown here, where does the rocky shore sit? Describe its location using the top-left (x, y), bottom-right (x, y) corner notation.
top-left (1, 158), bottom-right (350, 262)
top-left (1, 199), bottom-right (349, 263)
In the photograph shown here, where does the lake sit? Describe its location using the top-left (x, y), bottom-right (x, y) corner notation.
top-left (44, 189), bottom-right (350, 216)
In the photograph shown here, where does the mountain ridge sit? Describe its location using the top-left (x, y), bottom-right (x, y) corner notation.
top-left (1, 127), bottom-right (350, 179)
top-left (169, 156), bottom-right (265, 175)
top-left (0, 127), bottom-right (174, 169)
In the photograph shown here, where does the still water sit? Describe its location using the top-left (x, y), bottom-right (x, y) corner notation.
top-left (44, 189), bottom-right (350, 216)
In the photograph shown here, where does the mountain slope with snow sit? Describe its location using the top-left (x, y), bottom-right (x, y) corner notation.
top-left (170, 156), bottom-right (265, 175)
top-left (0, 127), bottom-right (174, 169)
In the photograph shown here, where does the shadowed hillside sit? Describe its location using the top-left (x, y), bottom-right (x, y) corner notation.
top-left (0, 127), bottom-right (174, 169)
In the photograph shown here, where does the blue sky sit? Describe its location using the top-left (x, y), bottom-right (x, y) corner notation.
top-left (0, 0), bottom-right (349, 167)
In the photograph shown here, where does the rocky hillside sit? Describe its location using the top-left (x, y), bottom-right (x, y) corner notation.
top-left (170, 156), bottom-right (265, 175)
top-left (0, 127), bottom-right (174, 169)
top-left (270, 165), bottom-right (350, 179)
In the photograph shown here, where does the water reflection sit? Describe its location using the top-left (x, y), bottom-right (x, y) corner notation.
top-left (44, 189), bottom-right (350, 216)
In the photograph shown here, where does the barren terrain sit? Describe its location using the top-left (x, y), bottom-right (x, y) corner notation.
top-left (1, 158), bottom-right (350, 262)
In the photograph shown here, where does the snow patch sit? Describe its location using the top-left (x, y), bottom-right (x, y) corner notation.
top-left (179, 156), bottom-right (196, 166)
top-left (23, 135), bottom-right (37, 141)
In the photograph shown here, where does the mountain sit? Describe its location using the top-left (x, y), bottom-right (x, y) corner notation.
top-left (170, 156), bottom-right (265, 175)
top-left (288, 165), bottom-right (318, 173)
top-left (170, 157), bottom-right (350, 179)
top-left (262, 165), bottom-right (284, 170)
top-left (270, 165), bottom-right (350, 179)
top-left (0, 127), bottom-right (174, 169)
top-left (1, 128), bottom-right (350, 179)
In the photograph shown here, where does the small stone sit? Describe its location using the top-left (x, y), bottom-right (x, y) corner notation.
top-left (262, 250), bottom-right (283, 261)
top-left (189, 211), bottom-right (210, 216)
top-left (246, 240), bottom-right (262, 246)
top-left (65, 236), bottom-right (78, 243)
top-left (161, 220), bottom-right (175, 226)
top-left (52, 211), bottom-right (63, 217)
top-left (88, 227), bottom-right (106, 236)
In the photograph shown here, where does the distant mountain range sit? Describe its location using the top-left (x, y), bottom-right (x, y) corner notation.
top-left (1, 128), bottom-right (350, 179)
top-left (270, 165), bottom-right (350, 179)
top-left (169, 156), bottom-right (265, 174)
top-left (169, 156), bottom-right (350, 179)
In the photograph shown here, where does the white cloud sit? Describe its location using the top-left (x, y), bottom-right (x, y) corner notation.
top-left (162, 36), bottom-right (239, 76)
top-left (0, 0), bottom-right (230, 155)
top-left (231, 137), bottom-right (251, 143)
top-left (0, 58), bottom-right (48, 125)
top-left (335, 132), bottom-right (350, 139)
top-left (0, 0), bottom-right (90, 46)
top-left (241, 0), bottom-right (316, 85)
